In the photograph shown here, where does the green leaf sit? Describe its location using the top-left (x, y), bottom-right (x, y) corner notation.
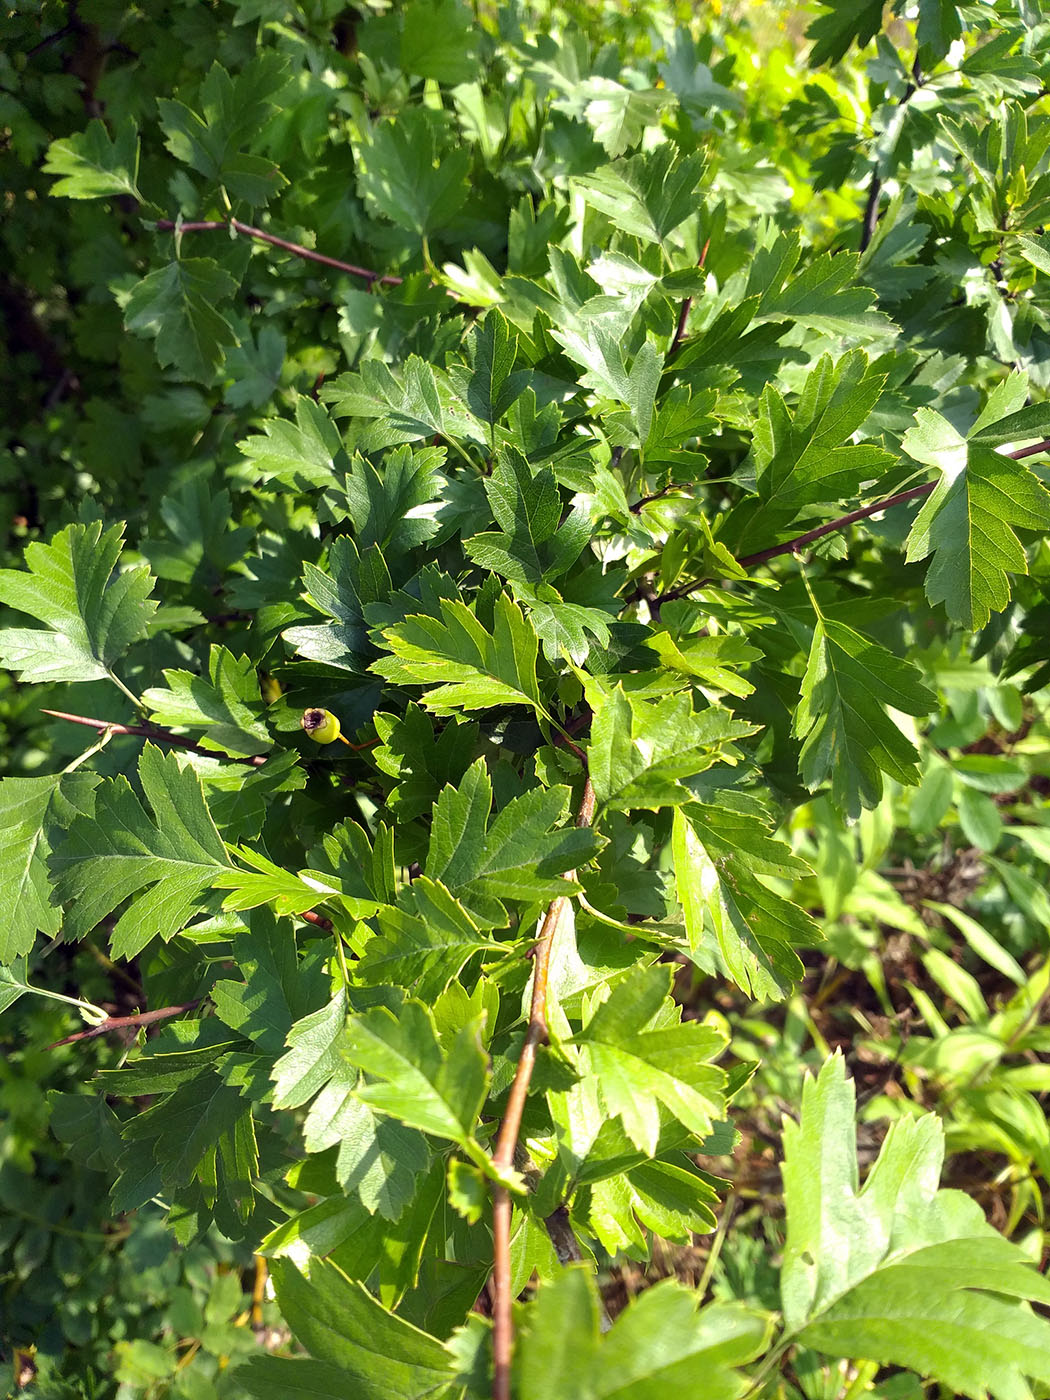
top-left (356, 880), bottom-right (495, 1000)
top-left (141, 645), bottom-right (272, 757)
top-left (49, 744), bottom-right (231, 959)
top-left (782, 1055), bottom-right (1050, 1400)
top-left (238, 394), bottom-right (349, 491)
top-left (372, 591), bottom-right (550, 718)
top-left (672, 804), bottom-right (817, 1000)
top-left (518, 1267), bottom-right (771, 1400)
top-left (447, 310), bottom-right (529, 433)
top-left (343, 445), bottom-right (444, 558)
top-left (322, 357), bottom-right (481, 452)
top-left (240, 1258), bottom-right (455, 1399)
top-left (586, 683), bottom-right (755, 811)
top-left (210, 914), bottom-right (329, 1055)
top-left (464, 448), bottom-right (589, 588)
top-left (793, 618), bottom-right (937, 818)
top-left (904, 407), bottom-right (1050, 629)
top-left (571, 965), bottom-right (727, 1156)
top-left (157, 54), bottom-right (288, 202)
top-left (356, 110), bottom-right (470, 237)
top-left (0, 521), bottom-right (157, 685)
top-left (271, 991), bottom-right (430, 1216)
top-left (283, 535), bottom-right (390, 671)
top-left (0, 772), bottom-right (100, 961)
top-left (424, 758), bottom-right (602, 916)
top-left (719, 351), bottom-right (893, 552)
top-left (805, 0), bottom-right (884, 66)
top-left (123, 258), bottom-right (239, 383)
top-left (750, 235), bottom-right (892, 338)
top-left (575, 146), bottom-right (705, 246)
top-left (43, 117), bottom-right (141, 199)
top-left (396, 0), bottom-right (478, 83)
top-left (347, 1000), bottom-right (490, 1149)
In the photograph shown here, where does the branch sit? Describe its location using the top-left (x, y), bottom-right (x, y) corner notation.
top-left (859, 59), bottom-right (921, 252)
top-left (651, 436), bottom-right (1050, 607)
top-left (41, 709), bottom-right (269, 766)
top-left (490, 777), bottom-right (596, 1400)
top-left (154, 218), bottom-right (403, 287)
top-left (49, 999), bottom-right (202, 1048)
top-left (669, 236), bottom-right (710, 358)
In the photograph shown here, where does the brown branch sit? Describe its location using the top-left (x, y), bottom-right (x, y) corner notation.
top-left (154, 218), bottom-right (403, 286)
top-left (668, 237), bottom-right (710, 358)
top-left (49, 999), bottom-right (201, 1048)
top-left (651, 435), bottom-right (1050, 607)
top-left (41, 709), bottom-right (269, 766)
top-left (860, 59), bottom-right (921, 252)
top-left (490, 778), bottom-right (596, 1400)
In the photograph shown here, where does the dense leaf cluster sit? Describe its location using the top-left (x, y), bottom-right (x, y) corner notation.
top-left (3, 1), bottom-right (1050, 1397)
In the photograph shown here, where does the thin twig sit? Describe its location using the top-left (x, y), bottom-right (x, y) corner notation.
top-left (650, 435), bottom-right (1050, 607)
top-left (490, 778), bottom-right (596, 1400)
top-left (859, 59), bottom-right (921, 252)
top-left (49, 999), bottom-right (202, 1048)
top-left (155, 218), bottom-right (403, 286)
top-left (669, 237), bottom-right (710, 358)
top-left (41, 709), bottom-right (269, 767)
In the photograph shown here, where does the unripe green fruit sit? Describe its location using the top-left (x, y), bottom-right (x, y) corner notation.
top-left (301, 707), bottom-right (343, 744)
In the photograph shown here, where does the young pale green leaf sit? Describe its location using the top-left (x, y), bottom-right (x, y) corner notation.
top-left (43, 117), bottom-right (141, 199)
top-left (0, 772), bottom-right (100, 961)
top-left (213, 845), bottom-right (339, 918)
top-left (518, 1267), bottom-right (771, 1400)
top-left (782, 1055), bottom-right (1050, 1400)
top-left (0, 521), bottom-right (157, 685)
top-left (239, 1258), bottom-right (456, 1400)
top-left (793, 618), bottom-right (938, 818)
top-left (904, 408), bottom-right (1050, 628)
top-left (372, 591), bottom-right (550, 719)
top-left (141, 645), bottom-right (272, 757)
top-left (123, 258), bottom-right (239, 383)
top-left (587, 683), bottom-right (755, 811)
top-left (672, 804), bottom-right (816, 1000)
top-left (49, 744), bottom-right (231, 960)
top-left (571, 965), bottom-right (727, 1156)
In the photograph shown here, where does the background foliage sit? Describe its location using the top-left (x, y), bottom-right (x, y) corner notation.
top-left (4, 0), bottom-right (1050, 1397)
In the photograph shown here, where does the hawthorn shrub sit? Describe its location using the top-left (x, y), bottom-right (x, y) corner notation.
top-left (3, 2), bottom-right (1050, 1397)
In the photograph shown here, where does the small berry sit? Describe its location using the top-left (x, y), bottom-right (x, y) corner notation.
top-left (300, 708), bottom-right (348, 745)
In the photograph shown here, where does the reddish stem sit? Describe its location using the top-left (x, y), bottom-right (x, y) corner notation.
top-left (490, 778), bottom-right (595, 1400)
top-left (41, 709), bottom-right (268, 766)
top-left (49, 999), bottom-right (202, 1048)
top-left (155, 218), bottom-right (403, 286)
